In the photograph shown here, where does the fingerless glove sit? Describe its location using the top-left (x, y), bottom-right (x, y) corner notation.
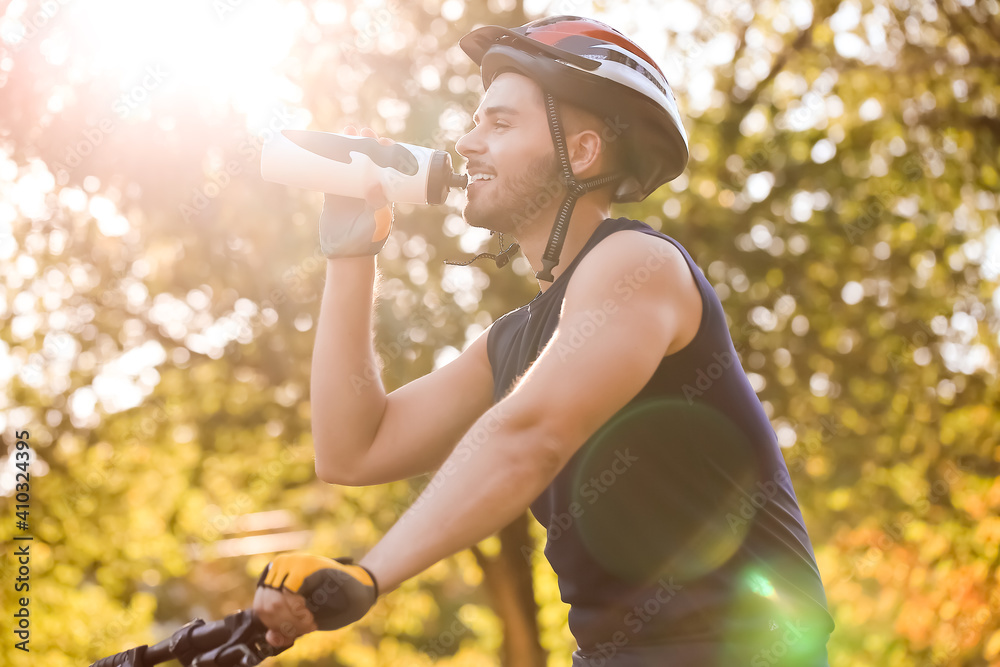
top-left (257, 554), bottom-right (378, 631)
top-left (319, 193), bottom-right (393, 258)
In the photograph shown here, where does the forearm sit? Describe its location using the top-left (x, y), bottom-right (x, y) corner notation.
top-left (311, 256), bottom-right (387, 476)
top-left (359, 404), bottom-right (563, 593)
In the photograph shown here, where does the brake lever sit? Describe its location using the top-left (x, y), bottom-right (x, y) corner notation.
top-left (186, 610), bottom-right (286, 667)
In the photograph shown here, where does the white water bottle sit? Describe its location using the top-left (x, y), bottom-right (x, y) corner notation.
top-left (260, 129), bottom-right (468, 204)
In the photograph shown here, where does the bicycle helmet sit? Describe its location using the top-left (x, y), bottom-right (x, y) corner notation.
top-left (459, 15), bottom-right (689, 280)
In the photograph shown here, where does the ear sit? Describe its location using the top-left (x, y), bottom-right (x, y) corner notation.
top-left (567, 129), bottom-right (604, 178)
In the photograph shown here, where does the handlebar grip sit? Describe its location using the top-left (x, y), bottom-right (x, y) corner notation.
top-left (89, 646), bottom-right (149, 667)
top-left (90, 611), bottom-right (283, 667)
top-left (181, 610), bottom-right (286, 666)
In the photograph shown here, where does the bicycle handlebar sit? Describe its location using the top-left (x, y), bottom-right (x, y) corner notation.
top-left (89, 609), bottom-right (287, 667)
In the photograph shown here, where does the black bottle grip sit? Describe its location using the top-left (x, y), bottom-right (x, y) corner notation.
top-left (282, 130), bottom-right (420, 175)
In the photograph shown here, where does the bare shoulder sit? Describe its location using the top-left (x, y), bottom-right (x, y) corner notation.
top-left (578, 227), bottom-right (686, 276)
top-left (566, 229), bottom-right (703, 356)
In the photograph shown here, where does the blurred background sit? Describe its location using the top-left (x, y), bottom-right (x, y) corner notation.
top-left (1, 0), bottom-right (999, 664)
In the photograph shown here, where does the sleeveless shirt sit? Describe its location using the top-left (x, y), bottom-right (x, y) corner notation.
top-left (486, 217), bottom-right (834, 665)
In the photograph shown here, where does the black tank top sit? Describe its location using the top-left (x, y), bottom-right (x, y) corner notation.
top-left (487, 218), bottom-right (834, 663)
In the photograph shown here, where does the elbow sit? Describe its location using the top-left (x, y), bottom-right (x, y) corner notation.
top-left (315, 459), bottom-right (368, 486)
top-left (314, 460), bottom-right (341, 485)
top-left (311, 409), bottom-right (384, 486)
top-left (312, 436), bottom-right (371, 486)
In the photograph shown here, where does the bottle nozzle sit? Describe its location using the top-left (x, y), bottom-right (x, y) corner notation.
top-left (427, 152), bottom-right (469, 204)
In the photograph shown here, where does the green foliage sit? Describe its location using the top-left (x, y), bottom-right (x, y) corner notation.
top-left (1, 0), bottom-right (999, 665)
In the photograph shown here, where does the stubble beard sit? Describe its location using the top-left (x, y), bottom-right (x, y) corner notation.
top-left (463, 151), bottom-right (565, 237)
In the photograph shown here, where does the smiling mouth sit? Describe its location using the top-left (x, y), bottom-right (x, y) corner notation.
top-left (467, 175), bottom-right (496, 193)
top-left (467, 167), bottom-right (497, 181)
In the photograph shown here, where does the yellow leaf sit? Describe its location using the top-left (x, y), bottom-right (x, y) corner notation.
top-left (985, 629), bottom-right (1000, 660)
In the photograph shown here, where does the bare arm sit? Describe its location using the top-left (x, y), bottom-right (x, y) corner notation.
top-left (360, 232), bottom-right (700, 592)
top-left (310, 255), bottom-right (495, 486)
top-left (308, 124), bottom-right (494, 487)
top-left (309, 255), bottom-right (386, 479)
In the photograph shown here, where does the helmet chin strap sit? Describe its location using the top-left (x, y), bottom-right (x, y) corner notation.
top-left (443, 231), bottom-right (520, 269)
top-left (536, 93), bottom-right (622, 282)
top-left (444, 93), bottom-right (620, 278)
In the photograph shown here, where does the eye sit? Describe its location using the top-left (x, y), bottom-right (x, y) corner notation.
top-left (494, 119), bottom-right (510, 129)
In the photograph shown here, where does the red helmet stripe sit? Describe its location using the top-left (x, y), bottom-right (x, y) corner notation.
top-left (525, 20), bottom-right (664, 76)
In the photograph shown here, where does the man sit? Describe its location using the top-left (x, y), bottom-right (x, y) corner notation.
top-left (253, 16), bottom-right (835, 665)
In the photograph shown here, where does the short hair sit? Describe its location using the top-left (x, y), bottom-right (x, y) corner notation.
top-left (559, 101), bottom-right (627, 195)
top-left (503, 71), bottom-right (626, 197)
top-left (504, 71), bottom-right (625, 177)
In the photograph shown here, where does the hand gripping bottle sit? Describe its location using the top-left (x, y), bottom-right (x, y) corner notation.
top-left (260, 129), bottom-right (468, 204)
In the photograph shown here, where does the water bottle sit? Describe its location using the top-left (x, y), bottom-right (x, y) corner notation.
top-left (260, 129), bottom-right (468, 204)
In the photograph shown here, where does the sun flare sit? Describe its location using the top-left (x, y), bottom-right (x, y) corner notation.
top-left (4, 0), bottom-right (313, 120)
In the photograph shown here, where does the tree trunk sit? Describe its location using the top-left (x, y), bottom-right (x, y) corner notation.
top-left (471, 513), bottom-right (548, 667)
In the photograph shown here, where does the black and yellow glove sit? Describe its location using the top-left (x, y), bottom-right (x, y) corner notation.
top-left (256, 554), bottom-right (378, 631)
top-left (319, 193), bottom-right (393, 258)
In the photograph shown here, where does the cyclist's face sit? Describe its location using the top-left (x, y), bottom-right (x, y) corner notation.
top-left (456, 72), bottom-right (563, 235)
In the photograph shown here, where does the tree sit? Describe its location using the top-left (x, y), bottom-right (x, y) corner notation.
top-left (1, 0), bottom-right (998, 665)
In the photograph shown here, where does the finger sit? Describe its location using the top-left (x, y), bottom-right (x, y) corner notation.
top-left (258, 588), bottom-right (311, 639)
top-left (275, 595), bottom-right (315, 637)
top-left (360, 126), bottom-right (378, 139)
top-left (365, 182), bottom-right (389, 210)
top-left (343, 125), bottom-right (358, 136)
top-left (253, 587), bottom-right (286, 623)
top-left (373, 203), bottom-right (393, 237)
top-left (276, 616), bottom-right (306, 642)
top-left (266, 628), bottom-right (292, 648)
top-left (378, 136), bottom-right (394, 146)
top-left (283, 591), bottom-right (318, 632)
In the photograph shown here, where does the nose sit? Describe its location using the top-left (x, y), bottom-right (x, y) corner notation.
top-left (455, 123), bottom-right (484, 161)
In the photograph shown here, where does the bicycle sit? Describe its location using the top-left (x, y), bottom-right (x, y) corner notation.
top-left (89, 608), bottom-right (288, 667)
